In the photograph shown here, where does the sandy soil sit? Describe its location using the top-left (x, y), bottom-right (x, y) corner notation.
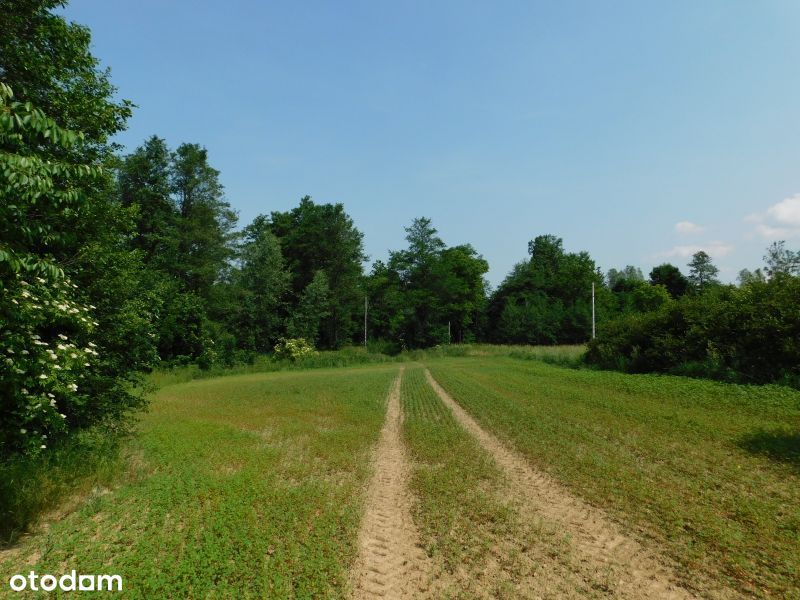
top-left (350, 368), bottom-right (435, 599)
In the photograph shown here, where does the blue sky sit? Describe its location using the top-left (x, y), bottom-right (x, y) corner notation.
top-left (64, 0), bottom-right (800, 286)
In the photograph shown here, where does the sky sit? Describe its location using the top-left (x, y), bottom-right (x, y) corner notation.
top-left (63, 0), bottom-right (800, 287)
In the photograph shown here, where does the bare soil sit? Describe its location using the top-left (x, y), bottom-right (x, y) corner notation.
top-left (351, 368), bottom-right (436, 599)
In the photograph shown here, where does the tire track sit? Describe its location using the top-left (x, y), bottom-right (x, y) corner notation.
top-left (351, 367), bottom-right (434, 599)
top-left (424, 368), bottom-right (713, 600)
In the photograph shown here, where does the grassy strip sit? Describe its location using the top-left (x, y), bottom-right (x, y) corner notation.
top-left (400, 365), bottom-right (589, 598)
top-left (427, 356), bottom-right (800, 598)
top-left (148, 344), bottom-right (587, 390)
top-left (404, 343), bottom-right (586, 367)
top-left (146, 347), bottom-right (398, 389)
top-left (1, 365), bottom-right (398, 598)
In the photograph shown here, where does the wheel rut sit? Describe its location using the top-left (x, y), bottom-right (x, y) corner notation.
top-left (424, 368), bottom-right (716, 600)
top-left (351, 367), bottom-right (434, 599)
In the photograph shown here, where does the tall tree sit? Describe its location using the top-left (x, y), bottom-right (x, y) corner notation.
top-left (687, 251), bottom-right (719, 291)
top-left (118, 136), bottom-right (177, 268)
top-left (763, 241), bottom-right (800, 277)
top-left (435, 245), bottom-right (489, 343)
top-left (170, 143), bottom-right (237, 298)
top-left (387, 218), bottom-right (447, 347)
top-left (487, 235), bottom-right (602, 344)
top-left (269, 196), bottom-right (365, 348)
top-left (738, 268), bottom-right (766, 286)
top-left (649, 263), bottom-right (689, 298)
top-left (0, 0), bottom-right (132, 157)
top-left (287, 271), bottom-right (331, 345)
top-left (1, 1), bottom-right (153, 458)
top-left (234, 217), bottom-right (290, 351)
top-left (607, 266), bottom-right (644, 291)
top-left (367, 218), bottom-right (488, 349)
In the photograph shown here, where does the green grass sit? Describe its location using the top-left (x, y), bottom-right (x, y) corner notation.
top-left (403, 343), bottom-right (586, 366)
top-left (0, 428), bottom-right (124, 544)
top-left (400, 365), bottom-right (589, 598)
top-left (146, 343), bottom-right (586, 390)
top-left (1, 365), bottom-right (399, 598)
top-left (146, 347), bottom-right (398, 389)
top-left (426, 356), bottom-right (800, 598)
top-left (7, 346), bottom-right (792, 597)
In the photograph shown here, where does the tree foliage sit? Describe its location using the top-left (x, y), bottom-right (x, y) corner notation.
top-left (0, 83), bottom-right (145, 456)
top-left (367, 218), bottom-right (488, 349)
top-left (649, 263), bottom-right (689, 298)
top-left (0, 0), bottom-right (132, 156)
top-left (487, 235), bottom-right (602, 344)
top-left (763, 241), bottom-right (800, 277)
top-left (587, 243), bottom-right (800, 387)
top-left (687, 251), bottom-right (719, 291)
top-left (586, 275), bottom-right (800, 386)
top-left (268, 196), bottom-right (365, 348)
top-left (232, 217), bottom-right (289, 352)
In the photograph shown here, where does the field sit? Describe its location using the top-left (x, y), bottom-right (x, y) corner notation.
top-left (2, 351), bottom-right (799, 598)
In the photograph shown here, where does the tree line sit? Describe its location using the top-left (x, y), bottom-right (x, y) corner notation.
top-left (2, 1), bottom-right (799, 459)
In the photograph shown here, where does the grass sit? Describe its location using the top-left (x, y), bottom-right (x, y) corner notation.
top-left (0, 428), bottom-right (124, 544)
top-left (0, 344), bottom-right (580, 551)
top-left (1, 365), bottom-right (399, 598)
top-left (145, 347), bottom-right (398, 389)
top-left (6, 344), bottom-right (794, 597)
top-left (426, 356), bottom-right (800, 598)
top-left (400, 365), bottom-right (590, 598)
top-left (147, 343), bottom-right (587, 390)
top-left (405, 343), bottom-right (586, 367)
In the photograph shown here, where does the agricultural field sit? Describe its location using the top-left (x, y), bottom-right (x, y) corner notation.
top-left (0, 367), bottom-right (397, 597)
top-left (2, 353), bottom-right (799, 598)
top-left (426, 357), bottom-right (800, 598)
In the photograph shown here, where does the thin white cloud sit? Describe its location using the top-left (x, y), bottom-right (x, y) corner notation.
top-left (755, 223), bottom-right (799, 240)
top-left (766, 194), bottom-right (800, 227)
top-left (748, 194), bottom-right (800, 239)
top-left (657, 241), bottom-right (734, 259)
top-left (674, 221), bottom-right (706, 235)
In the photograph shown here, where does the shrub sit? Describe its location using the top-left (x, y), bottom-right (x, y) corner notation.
top-left (585, 276), bottom-right (800, 386)
top-left (0, 273), bottom-right (96, 455)
top-left (273, 338), bottom-right (317, 362)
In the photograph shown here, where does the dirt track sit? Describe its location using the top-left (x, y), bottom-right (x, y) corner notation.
top-left (351, 368), bottom-right (434, 599)
top-left (424, 368), bottom-right (710, 600)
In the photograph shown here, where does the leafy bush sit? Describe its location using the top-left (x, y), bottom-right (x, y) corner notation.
top-left (0, 83), bottom-right (134, 457)
top-left (585, 276), bottom-right (800, 386)
top-left (273, 337), bottom-right (318, 362)
top-left (0, 273), bottom-right (96, 455)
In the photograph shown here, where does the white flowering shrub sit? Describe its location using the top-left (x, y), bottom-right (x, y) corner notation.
top-left (0, 273), bottom-right (97, 454)
top-left (273, 337), bottom-right (317, 362)
top-left (0, 82), bottom-right (107, 456)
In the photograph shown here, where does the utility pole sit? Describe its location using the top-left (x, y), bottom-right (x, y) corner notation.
top-left (591, 282), bottom-right (596, 340)
top-left (448, 321), bottom-right (451, 345)
top-left (364, 296), bottom-right (368, 348)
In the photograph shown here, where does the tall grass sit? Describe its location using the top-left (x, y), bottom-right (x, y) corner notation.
top-left (0, 428), bottom-right (123, 544)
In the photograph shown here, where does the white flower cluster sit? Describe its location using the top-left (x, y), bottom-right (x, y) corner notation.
top-left (1, 273), bottom-right (99, 454)
top-left (273, 337), bottom-right (318, 362)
